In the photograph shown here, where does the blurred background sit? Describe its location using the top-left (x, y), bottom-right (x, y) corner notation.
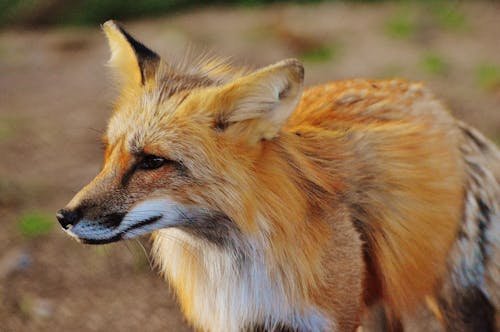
top-left (1, 0), bottom-right (499, 331)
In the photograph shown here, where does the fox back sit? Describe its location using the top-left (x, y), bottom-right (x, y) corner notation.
top-left (58, 21), bottom-right (500, 332)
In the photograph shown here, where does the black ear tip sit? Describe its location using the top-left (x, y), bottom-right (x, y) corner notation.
top-left (110, 22), bottom-right (160, 61)
top-left (102, 19), bottom-right (160, 85)
top-left (284, 58), bottom-right (304, 82)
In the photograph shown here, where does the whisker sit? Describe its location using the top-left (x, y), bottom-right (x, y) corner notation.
top-left (88, 127), bottom-right (105, 134)
top-left (132, 238), bottom-right (154, 270)
top-left (122, 240), bottom-right (135, 258)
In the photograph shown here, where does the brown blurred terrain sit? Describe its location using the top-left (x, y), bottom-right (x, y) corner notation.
top-left (1, 2), bottom-right (499, 331)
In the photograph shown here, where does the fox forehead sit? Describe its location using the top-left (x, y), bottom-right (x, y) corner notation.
top-left (105, 86), bottom-right (218, 161)
top-left (107, 92), bottom-right (181, 148)
top-left (105, 59), bottom-right (239, 150)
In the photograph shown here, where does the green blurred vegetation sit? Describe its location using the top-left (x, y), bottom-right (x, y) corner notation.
top-left (383, 1), bottom-right (467, 40)
top-left (18, 211), bottom-right (54, 238)
top-left (476, 63), bottom-right (500, 91)
top-left (384, 8), bottom-right (416, 39)
top-left (420, 53), bottom-right (448, 76)
top-left (18, 293), bottom-right (34, 318)
top-left (300, 43), bottom-right (341, 63)
top-left (494, 136), bottom-right (500, 148)
top-left (1, 0), bottom-right (388, 27)
top-left (0, 120), bottom-right (14, 142)
top-left (433, 1), bottom-right (467, 31)
top-left (0, 116), bottom-right (19, 143)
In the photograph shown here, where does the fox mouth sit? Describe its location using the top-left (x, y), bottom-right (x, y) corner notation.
top-left (67, 215), bottom-right (163, 245)
top-left (60, 198), bottom-right (193, 244)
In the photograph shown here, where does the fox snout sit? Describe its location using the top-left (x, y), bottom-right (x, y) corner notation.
top-left (55, 200), bottom-right (130, 244)
top-left (57, 180), bottom-right (193, 245)
top-left (56, 206), bottom-right (126, 231)
top-left (56, 208), bottom-right (82, 230)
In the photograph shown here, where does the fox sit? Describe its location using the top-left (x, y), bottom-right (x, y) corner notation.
top-left (57, 20), bottom-right (500, 332)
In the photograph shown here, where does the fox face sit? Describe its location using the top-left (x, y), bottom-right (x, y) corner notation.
top-left (57, 21), bottom-right (304, 245)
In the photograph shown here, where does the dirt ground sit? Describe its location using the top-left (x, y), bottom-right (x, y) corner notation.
top-left (1, 2), bottom-right (499, 331)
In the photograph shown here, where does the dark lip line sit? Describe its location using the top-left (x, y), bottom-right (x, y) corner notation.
top-left (80, 215), bottom-right (163, 245)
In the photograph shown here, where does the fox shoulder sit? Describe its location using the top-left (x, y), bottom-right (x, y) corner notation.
top-left (288, 79), bottom-right (466, 311)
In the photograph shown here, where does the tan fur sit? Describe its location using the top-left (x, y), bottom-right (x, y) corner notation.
top-left (60, 21), bottom-right (499, 332)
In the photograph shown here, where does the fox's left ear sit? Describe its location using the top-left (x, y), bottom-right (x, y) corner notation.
top-left (215, 59), bottom-right (304, 142)
top-left (102, 20), bottom-right (160, 87)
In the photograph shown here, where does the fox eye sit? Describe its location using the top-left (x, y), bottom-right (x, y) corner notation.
top-left (138, 155), bottom-right (168, 170)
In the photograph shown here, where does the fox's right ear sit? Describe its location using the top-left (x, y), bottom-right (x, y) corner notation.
top-left (102, 20), bottom-right (160, 88)
top-left (213, 59), bottom-right (304, 143)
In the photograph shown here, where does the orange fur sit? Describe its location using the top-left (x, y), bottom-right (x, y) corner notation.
top-left (60, 21), bottom-right (499, 332)
top-left (285, 80), bottom-right (464, 311)
top-left (145, 78), bottom-right (464, 327)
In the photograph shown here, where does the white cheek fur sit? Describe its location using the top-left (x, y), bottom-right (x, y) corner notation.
top-left (120, 198), bottom-right (183, 237)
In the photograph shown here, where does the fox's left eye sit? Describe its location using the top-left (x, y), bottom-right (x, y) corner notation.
top-left (138, 155), bottom-right (168, 170)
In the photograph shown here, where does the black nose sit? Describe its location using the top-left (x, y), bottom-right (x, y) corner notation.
top-left (56, 209), bottom-right (81, 229)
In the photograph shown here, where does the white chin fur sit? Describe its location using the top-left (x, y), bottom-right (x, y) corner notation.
top-left (69, 198), bottom-right (184, 242)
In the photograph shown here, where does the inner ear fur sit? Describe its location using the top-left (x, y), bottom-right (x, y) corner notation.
top-left (215, 58), bottom-right (304, 141)
top-left (102, 20), bottom-right (160, 87)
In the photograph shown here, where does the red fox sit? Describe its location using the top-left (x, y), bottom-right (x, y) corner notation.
top-left (57, 21), bottom-right (499, 332)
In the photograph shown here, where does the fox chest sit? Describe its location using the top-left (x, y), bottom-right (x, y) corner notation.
top-left (152, 228), bottom-right (330, 332)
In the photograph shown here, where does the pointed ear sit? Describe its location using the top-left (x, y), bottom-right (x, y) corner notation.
top-left (102, 20), bottom-right (160, 87)
top-left (215, 59), bottom-right (304, 142)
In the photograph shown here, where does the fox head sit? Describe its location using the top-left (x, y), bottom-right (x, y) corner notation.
top-left (57, 21), bottom-right (304, 244)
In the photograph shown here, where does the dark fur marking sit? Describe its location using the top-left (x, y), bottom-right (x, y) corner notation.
top-left (121, 152), bottom-right (188, 187)
top-left (462, 126), bottom-right (488, 151)
top-left (457, 229), bottom-right (468, 240)
top-left (247, 323), bottom-right (297, 332)
top-left (278, 82), bottom-right (291, 100)
top-left (352, 213), bottom-right (384, 307)
top-left (440, 287), bottom-right (495, 332)
top-left (476, 197), bottom-right (491, 266)
top-left (126, 215), bottom-right (162, 231)
top-left (158, 72), bottom-right (216, 102)
top-left (173, 160), bottom-right (189, 177)
top-left (116, 23), bottom-right (160, 85)
top-left (478, 198), bottom-right (491, 221)
top-left (101, 212), bottom-right (126, 229)
top-left (81, 235), bottom-right (122, 245)
top-left (384, 312), bottom-right (403, 332)
top-left (74, 200), bottom-right (97, 222)
top-left (120, 142), bottom-right (144, 187)
top-left (177, 210), bottom-right (247, 268)
top-left (178, 211), bottom-right (239, 248)
top-left (214, 113), bottom-right (229, 132)
top-left (73, 200), bottom-right (106, 224)
top-left (214, 119), bottom-right (229, 132)
top-left (121, 162), bottom-right (139, 187)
